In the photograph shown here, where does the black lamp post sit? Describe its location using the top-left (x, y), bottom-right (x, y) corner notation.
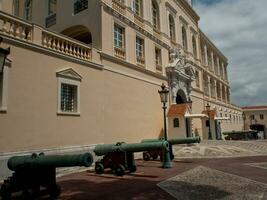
top-left (0, 37), bottom-right (10, 73)
top-left (158, 83), bottom-right (172, 168)
top-left (206, 103), bottom-right (212, 140)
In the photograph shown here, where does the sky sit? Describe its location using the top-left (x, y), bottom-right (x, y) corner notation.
top-left (193, 0), bottom-right (267, 106)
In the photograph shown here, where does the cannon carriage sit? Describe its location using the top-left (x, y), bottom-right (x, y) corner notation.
top-left (0, 152), bottom-right (93, 200)
top-left (94, 141), bottom-right (169, 176)
top-left (142, 136), bottom-right (201, 161)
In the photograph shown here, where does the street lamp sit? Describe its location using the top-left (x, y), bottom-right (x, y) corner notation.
top-left (0, 37), bottom-right (10, 73)
top-left (206, 103), bottom-right (212, 140)
top-left (158, 83), bottom-right (172, 168)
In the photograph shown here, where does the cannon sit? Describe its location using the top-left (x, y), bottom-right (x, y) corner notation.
top-left (142, 136), bottom-right (201, 161)
top-left (0, 152), bottom-right (93, 200)
top-left (94, 141), bottom-right (169, 176)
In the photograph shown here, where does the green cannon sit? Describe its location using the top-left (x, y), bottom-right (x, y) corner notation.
top-left (142, 136), bottom-right (201, 161)
top-left (94, 141), bottom-right (169, 176)
top-left (0, 152), bottom-right (93, 200)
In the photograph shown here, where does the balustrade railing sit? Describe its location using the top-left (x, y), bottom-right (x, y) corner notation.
top-left (136, 56), bottom-right (145, 66)
top-left (0, 12), bottom-right (32, 41)
top-left (114, 46), bottom-right (125, 59)
top-left (0, 11), bottom-right (92, 62)
top-left (42, 30), bottom-right (91, 61)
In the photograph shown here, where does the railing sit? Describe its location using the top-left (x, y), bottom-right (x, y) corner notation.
top-left (136, 56), bottom-right (145, 66)
top-left (46, 13), bottom-right (56, 28)
top-left (114, 46), bottom-right (125, 59)
top-left (42, 30), bottom-right (91, 61)
top-left (0, 11), bottom-right (92, 62)
top-left (0, 12), bottom-right (32, 42)
top-left (112, 0), bottom-right (126, 15)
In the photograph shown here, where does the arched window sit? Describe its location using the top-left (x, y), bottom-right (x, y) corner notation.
top-left (169, 15), bottom-right (175, 41)
top-left (152, 0), bottom-right (159, 30)
top-left (173, 118), bottom-right (179, 128)
top-left (192, 35), bottom-right (197, 58)
top-left (182, 26), bottom-right (187, 50)
top-left (133, 0), bottom-right (142, 17)
top-left (24, 0), bottom-right (32, 20)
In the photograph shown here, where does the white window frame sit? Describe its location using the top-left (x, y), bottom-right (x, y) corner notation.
top-left (155, 47), bottom-right (162, 66)
top-left (114, 24), bottom-right (125, 49)
top-left (57, 69), bottom-right (81, 116)
top-left (133, 0), bottom-right (142, 16)
top-left (136, 36), bottom-right (144, 59)
top-left (0, 62), bottom-right (10, 112)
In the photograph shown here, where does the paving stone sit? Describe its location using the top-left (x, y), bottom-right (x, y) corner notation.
top-left (158, 166), bottom-right (267, 200)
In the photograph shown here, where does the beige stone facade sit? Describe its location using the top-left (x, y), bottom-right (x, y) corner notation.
top-left (0, 0), bottom-right (243, 162)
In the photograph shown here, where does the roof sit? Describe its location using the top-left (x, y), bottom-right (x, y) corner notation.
top-left (167, 104), bottom-right (189, 117)
top-left (242, 106), bottom-right (267, 110)
top-left (202, 109), bottom-right (217, 118)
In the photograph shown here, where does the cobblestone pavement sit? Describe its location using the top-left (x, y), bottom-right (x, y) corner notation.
top-left (173, 140), bottom-right (267, 158)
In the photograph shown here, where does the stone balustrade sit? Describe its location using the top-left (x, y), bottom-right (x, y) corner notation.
top-left (42, 30), bottom-right (91, 61)
top-left (0, 11), bottom-right (92, 62)
top-left (114, 46), bottom-right (126, 59)
top-left (136, 56), bottom-right (145, 66)
top-left (0, 11), bottom-right (32, 41)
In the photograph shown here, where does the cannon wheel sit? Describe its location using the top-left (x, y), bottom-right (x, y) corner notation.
top-left (0, 178), bottom-right (12, 200)
top-left (129, 165), bottom-right (137, 173)
top-left (95, 163), bottom-right (104, 174)
top-left (143, 152), bottom-right (150, 161)
top-left (115, 164), bottom-right (125, 176)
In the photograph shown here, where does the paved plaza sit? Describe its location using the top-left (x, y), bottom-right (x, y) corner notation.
top-left (54, 140), bottom-right (267, 200)
top-left (2, 140), bottom-right (267, 199)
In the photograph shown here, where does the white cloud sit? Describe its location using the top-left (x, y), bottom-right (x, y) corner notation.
top-left (195, 0), bottom-right (267, 106)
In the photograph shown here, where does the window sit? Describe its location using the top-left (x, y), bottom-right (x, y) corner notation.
top-left (136, 36), bottom-right (144, 59)
top-left (133, 0), bottom-right (142, 16)
top-left (195, 70), bottom-right (200, 87)
top-left (155, 48), bottom-right (162, 68)
top-left (152, 0), bottom-right (159, 30)
top-left (206, 120), bottom-right (210, 127)
top-left (260, 114), bottom-right (264, 120)
top-left (74, 0), bottom-right (88, 15)
top-left (114, 24), bottom-right (125, 49)
top-left (173, 118), bottom-right (179, 128)
top-left (182, 26), bottom-right (187, 50)
top-left (169, 15), bottom-right (175, 41)
top-left (57, 69), bottom-right (81, 115)
top-left (250, 115), bottom-right (255, 120)
top-left (192, 35), bottom-right (197, 58)
top-left (24, 0), bottom-right (32, 20)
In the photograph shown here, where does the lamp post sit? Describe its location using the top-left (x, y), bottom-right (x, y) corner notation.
top-left (158, 83), bottom-right (172, 168)
top-left (0, 37), bottom-right (10, 73)
top-left (206, 103), bottom-right (212, 140)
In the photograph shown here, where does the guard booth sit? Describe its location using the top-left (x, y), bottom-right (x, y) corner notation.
top-left (167, 104), bottom-right (192, 139)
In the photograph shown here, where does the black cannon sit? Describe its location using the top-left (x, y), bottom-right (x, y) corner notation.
top-left (94, 141), bottom-right (169, 176)
top-left (0, 152), bottom-right (93, 200)
top-left (142, 136), bottom-right (201, 161)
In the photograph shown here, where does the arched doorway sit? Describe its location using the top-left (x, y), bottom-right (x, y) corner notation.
top-left (176, 89), bottom-right (187, 104)
top-left (61, 25), bottom-right (92, 44)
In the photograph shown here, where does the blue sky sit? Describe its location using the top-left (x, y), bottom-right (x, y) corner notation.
top-left (193, 0), bottom-right (267, 106)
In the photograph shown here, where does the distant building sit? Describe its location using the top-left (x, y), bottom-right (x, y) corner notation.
top-left (242, 106), bottom-right (267, 139)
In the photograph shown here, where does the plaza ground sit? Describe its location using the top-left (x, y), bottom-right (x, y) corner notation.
top-left (56, 140), bottom-right (267, 200)
top-left (2, 140), bottom-right (267, 200)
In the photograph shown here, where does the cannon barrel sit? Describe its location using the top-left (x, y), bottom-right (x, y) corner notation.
top-left (94, 141), bottom-right (169, 156)
top-left (7, 152), bottom-right (93, 171)
top-left (141, 136), bottom-right (201, 145)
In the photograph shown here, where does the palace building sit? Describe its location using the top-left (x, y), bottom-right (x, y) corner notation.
top-left (0, 0), bottom-right (242, 176)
